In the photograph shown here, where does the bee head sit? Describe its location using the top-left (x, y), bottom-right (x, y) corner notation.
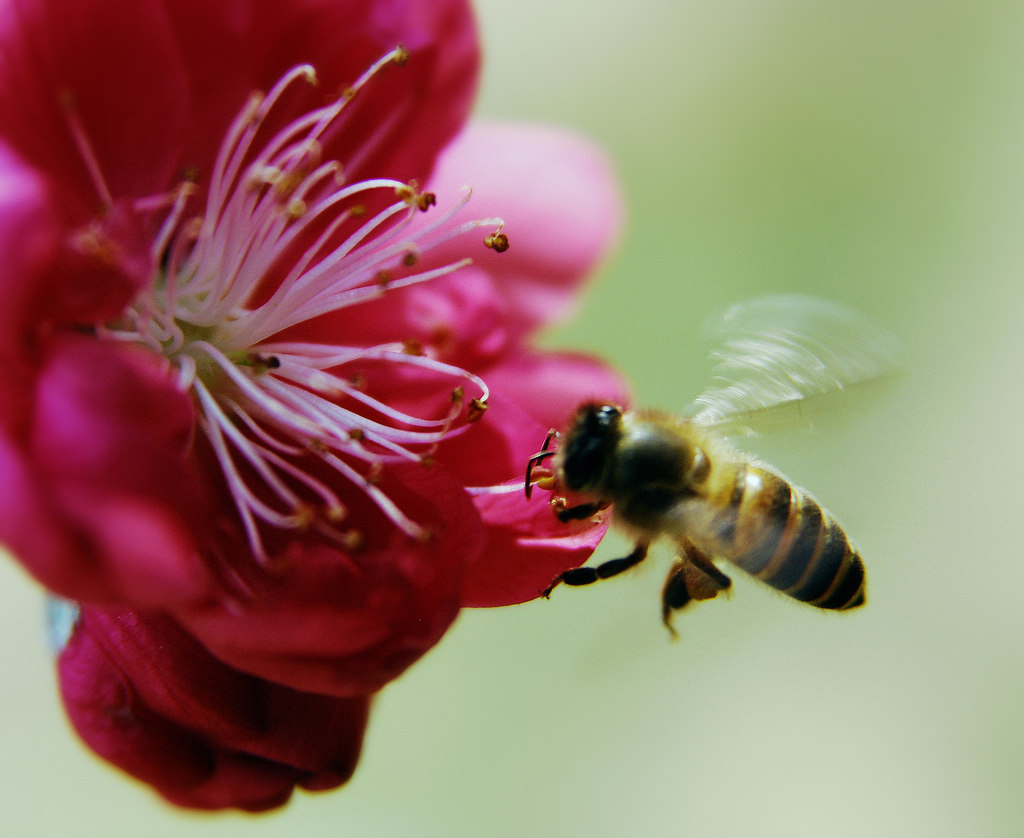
top-left (558, 403), bottom-right (623, 493)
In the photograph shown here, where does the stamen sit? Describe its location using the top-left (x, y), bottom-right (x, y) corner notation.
top-left (149, 182), bottom-right (196, 263)
top-left (483, 220), bottom-right (507, 249)
top-left (467, 398), bottom-right (489, 423)
top-left (61, 91), bottom-right (114, 209)
top-left (82, 47), bottom-right (511, 561)
top-left (205, 65), bottom-right (319, 224)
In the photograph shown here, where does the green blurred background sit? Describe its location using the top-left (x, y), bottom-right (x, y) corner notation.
top-left (4, 1), bottom-right (1024, 835)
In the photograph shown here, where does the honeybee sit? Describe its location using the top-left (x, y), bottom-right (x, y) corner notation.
top-left (525, 295), bottom-right (899, 633)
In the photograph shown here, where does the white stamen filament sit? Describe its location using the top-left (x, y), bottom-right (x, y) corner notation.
top-left (465, 481), bottom-right (531, 496)
top-left (62, 100), bottom-right (115, 208)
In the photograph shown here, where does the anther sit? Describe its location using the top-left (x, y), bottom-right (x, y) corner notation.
top-left (395, 182), bottom-right (436, 212)
top-left (324, 503), bottom-right (347, 524)
top-left (247, 164), bottom-right (282, 190)
top-left (484, 227), bottom-right (510, 253)
top-left (293, 503), bottom-right (318, 530)
top-left (342, 530), bottom-right (365, 552)
top-left (246, 352), bottom-right (282, 373)
top-left (71, 224), bottom-right (119, 265)
top-left (392, 44), bottom-right (410, 67)
top-left (272, 170), bottom-right (307, 198)
top-left (467, 398), bottom-right (488, 423)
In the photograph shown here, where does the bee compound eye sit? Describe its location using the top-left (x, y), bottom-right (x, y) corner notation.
top-left (593, 404), bottom-right (621, 429)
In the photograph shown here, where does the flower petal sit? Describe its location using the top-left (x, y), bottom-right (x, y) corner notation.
top-left (0, 141), bottom-right (59, 416)
top-left (3, 334), bottom-right (215, 605)
top-left (425, 121), bottom-right (625, 340)
top-left (176, 462), bottom-right (485, 697)
top-left (232, 0), bottom-right (480, 185)
top-left (58, 607), bottom-right (370, 811)
top-left (0, 0), bottom-right (189, 202)
top-left (0, 0), bottom-right (479, 209)
top-left (157, 0), bottom-right (481, 189)
top-left (464, 489), bottom-right (610, 607)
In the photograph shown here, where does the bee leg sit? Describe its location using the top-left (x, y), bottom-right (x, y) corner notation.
top-left (553, 499), bottom-right (609, 523)
top-left (542, 541), bottom-right (650, 598)
top-left (661, 542), bottom-right (732, 635)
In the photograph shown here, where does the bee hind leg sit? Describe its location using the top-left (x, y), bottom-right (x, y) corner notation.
top-left (542, 540), bottom-right (650, 598)
top-left (661, 541), bottom-right (732, 636)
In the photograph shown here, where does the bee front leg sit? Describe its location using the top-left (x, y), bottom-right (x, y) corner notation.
top-left (552, 498), bottom-right (610, 523)
top-left (661, 541), bottom-right (732, 636)
top-left (542, 540), bottom-right (650, 598)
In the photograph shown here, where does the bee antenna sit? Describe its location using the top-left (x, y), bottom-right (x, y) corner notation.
top-left (524, 429), bottom-right (559, 498)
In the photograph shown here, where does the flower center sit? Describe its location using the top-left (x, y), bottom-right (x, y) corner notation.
top-left (68, 48), bottom-right (507, 562)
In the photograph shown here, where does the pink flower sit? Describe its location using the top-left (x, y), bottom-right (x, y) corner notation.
top-left (1, 0), bottom-right (626, 809)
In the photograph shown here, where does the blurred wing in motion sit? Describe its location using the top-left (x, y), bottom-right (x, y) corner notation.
top-left (688, 295), bottom-right (902, 435)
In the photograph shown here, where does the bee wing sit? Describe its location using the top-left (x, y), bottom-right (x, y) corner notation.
top-left (687, 295), bottom-right (901, 434)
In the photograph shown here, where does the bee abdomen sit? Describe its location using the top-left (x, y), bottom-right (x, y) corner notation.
top-left (718, 465), bottom-right (866, 610)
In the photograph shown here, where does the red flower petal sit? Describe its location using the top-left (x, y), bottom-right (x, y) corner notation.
top-left (0, 143), bottom-right (145, 393)
top-left (0, 0), bottom-right (479, 206)
top-left (464, 488), bottom-right (610, 607)
top-left (58, 606), bottom-right (370, 811)
top-left (160, 0), bottom-right (481, 193)
top-left (0, 0), bottom-right (190, 202)
top-left (7, 334), bottom-right (214, 605)
top-left (0, 142), bottom-right (59, 419)
top-left (176, 461), bottom-right (485, 696)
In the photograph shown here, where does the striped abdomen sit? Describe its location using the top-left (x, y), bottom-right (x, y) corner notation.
top-left (696, 462), bottom-right (865, 609)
